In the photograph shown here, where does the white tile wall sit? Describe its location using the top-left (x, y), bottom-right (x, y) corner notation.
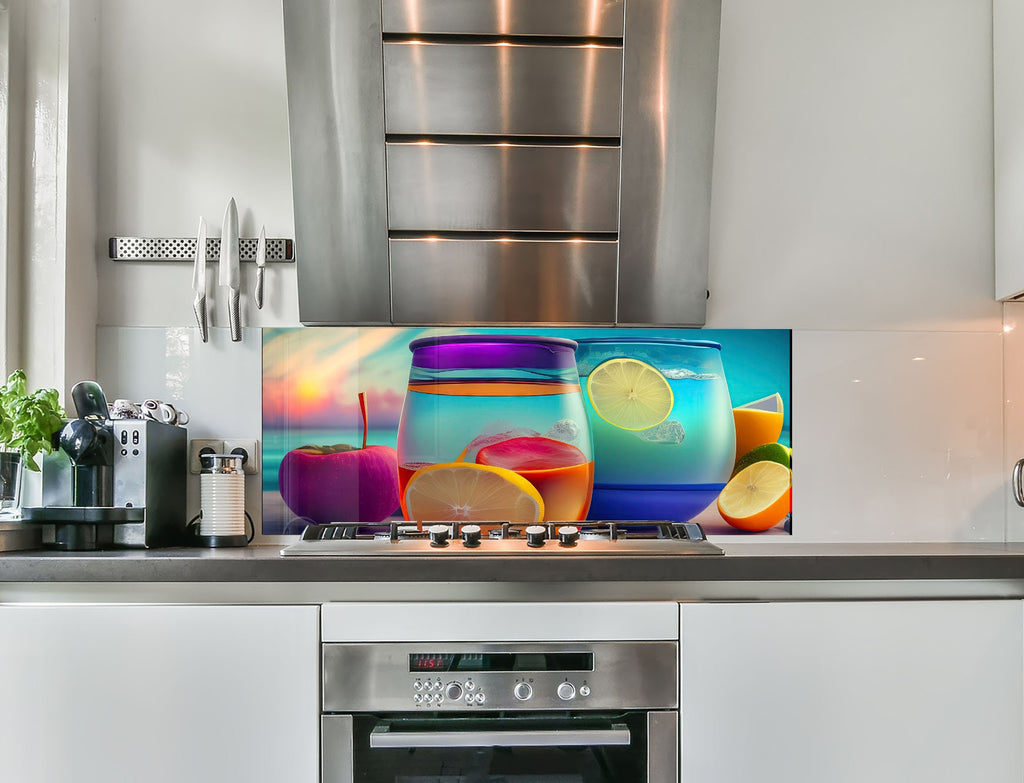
top-left (790, 330), bottom-right (1004, 542)
top-left (1003, 302), bottom-right (1024, 540)
top-left (95, 326), bottom-right (265, 534)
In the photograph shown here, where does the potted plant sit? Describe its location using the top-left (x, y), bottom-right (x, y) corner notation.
top-left (0, 370), bottom-right (65, 514)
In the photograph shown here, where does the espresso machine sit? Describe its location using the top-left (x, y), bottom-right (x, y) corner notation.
top-left (22, 381), bottom-right (187, 550)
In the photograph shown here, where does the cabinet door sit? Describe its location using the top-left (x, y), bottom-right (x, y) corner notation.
top-left (0, 604), bottom-right (319, 783)
top-left (680, 601), bottom-right (1023, 783)
top-left (996, 0), bottom-right (1024, 299)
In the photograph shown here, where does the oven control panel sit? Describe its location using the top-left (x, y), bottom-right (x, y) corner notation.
top-left (409, 674), bottom-right (593, 708)
top-left (322, 641), bottom-right (677, 713)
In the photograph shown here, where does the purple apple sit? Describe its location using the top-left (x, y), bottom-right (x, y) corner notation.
top-left (278, 443), bottom-right (400, 524)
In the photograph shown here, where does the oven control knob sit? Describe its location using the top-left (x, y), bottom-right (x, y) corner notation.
top-left (461, 524), bottom-right (482, 548)
top-left (445, 682), bottom-right (464, 701)
top-left (557, 525), bottom-right (580, 546)
top-left (525, 525), bottom-right (547, 548)
top-left (557, 682), bottom-right (576, 701)
top-left (427, 524), bottom-right (450, 547)
top-left (513, 682), bottom-right (533, 701)
top-left (579, 685), bottom-right (591, 697)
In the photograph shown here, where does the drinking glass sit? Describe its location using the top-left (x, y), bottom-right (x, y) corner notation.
top-left (574, 337), bottom-right (735, 521)
top-left (398, 335), bottom-right (594, 522)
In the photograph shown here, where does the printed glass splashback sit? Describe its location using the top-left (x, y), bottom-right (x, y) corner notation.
top-left (263, 328), bottom-right (791, 536)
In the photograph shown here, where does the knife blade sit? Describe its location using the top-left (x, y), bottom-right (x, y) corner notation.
top-left (219, 197), bottom-right (241, 342)
top-left (254, 224), bottom-right (266, 310)
top-left (192, 217), bottom-right (208, 342)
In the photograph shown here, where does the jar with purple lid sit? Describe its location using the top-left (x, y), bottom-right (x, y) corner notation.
top-left (397, 335), bottom-right (594, 522)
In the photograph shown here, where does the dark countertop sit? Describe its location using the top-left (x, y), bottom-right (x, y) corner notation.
top-left (2, 541), bottom-right (1024, 584)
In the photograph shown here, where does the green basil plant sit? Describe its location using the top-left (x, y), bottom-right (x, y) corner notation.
top-left (0, 370), bottom-right (65, 471)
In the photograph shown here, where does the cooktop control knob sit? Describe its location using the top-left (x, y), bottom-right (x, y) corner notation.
top-left (445, 682), bottom-right (464, 702)
top-left (557, 525), bottom-right (580, 546)
top-left (557, 682), bottom-right (576, 701)
top-left (461, 524), bottom-right (482, 548)
top-left (513, 682), bottom-right (533, 701)
top-left (427, 524), bottom-right (450, 547)
top-left (525, 525), bottom-right (547, 548)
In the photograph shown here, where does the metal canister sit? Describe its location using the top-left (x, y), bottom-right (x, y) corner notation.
top-left (198, 453), bottom-right (247, 546)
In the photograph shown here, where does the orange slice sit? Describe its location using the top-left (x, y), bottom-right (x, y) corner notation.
top-left (732, 392), bottom-right (784, 461)
top-left (717, 461), bottom-right (791, 532)
top-left (404, 462), bottom-right (544, 524)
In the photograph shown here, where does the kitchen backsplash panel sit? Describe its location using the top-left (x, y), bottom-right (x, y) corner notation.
top-left (790, 329), bottom-right (1004, 542)
top-left (1004, 302), bottom-right (1024, 541)
top-left (263, 327), bottom-right (792, 537)
top-left (95, 326), bottom-right (1006, 543)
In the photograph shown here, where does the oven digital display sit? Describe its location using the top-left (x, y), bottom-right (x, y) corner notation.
top-left (409, 652), bottom-right (594, 673)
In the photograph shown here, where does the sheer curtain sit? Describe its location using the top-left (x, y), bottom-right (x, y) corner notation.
top-left (0, 0), bottom-right (100, 400)
top-left (0, 1), bottom-right (13, 379)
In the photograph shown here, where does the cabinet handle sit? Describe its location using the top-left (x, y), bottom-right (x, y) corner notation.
top-left (1013, 458), bottom-right (1024, 507)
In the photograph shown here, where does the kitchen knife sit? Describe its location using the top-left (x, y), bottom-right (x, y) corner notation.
top-left (219, 197), bottom-right (241, 342)
top-left (192, 216), bottom-right (209, 342)
top-left (254, 224), bottom-right (266, 309)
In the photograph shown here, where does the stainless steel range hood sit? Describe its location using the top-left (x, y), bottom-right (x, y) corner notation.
top-left (283, 0), bottom-right (721, 326)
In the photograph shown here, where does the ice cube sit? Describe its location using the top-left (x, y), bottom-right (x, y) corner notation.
top-left (545, 418), bottom-right (581, 446)
top-left (634, 420), bottom-right (686, 444)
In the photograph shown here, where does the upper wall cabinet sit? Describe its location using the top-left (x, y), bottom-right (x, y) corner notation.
top-left (996, 0), bottom-right (1024, 300)
top-left (283, 0), bottom-right (722, 326)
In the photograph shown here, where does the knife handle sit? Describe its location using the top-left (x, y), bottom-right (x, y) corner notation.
top-left (193, 294), bottom-right (209, 343)
top-left (229, 289), bottom-right (241, 342)
top-left (255, 267), bottom-right (265, 310)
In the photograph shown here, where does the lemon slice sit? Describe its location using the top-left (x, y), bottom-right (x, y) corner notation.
top-left (717, 461), bottom-right (792, 532)
top-left (586, 358), bottom-right (674, 431)
top-left (404, 462), bottom-right (544, 524)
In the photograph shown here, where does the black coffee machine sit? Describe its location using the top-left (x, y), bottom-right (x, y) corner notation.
top-left (22, 381), bottom-right (187, 550)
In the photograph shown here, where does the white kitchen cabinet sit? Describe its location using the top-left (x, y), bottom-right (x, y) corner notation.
top-left (996, 0), bottom-right (1024, 299)
top-left (0, 604), bottom-right (319, 783)
top-left (679, 600), bottom-right (1023, 783)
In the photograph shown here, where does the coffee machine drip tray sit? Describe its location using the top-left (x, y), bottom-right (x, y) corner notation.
top-left (20, 506), bottom-right (146, 551)
top-left (22, 506), bottom-right (145, 523)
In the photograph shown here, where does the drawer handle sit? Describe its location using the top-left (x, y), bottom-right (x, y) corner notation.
top-left (369, 723), bottom-right (631, 749)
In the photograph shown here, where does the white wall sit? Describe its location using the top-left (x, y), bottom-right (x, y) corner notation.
top-left (96, 0), bottom-right (297, 328)
top-left (89, 0), bottom-right (1005, 542)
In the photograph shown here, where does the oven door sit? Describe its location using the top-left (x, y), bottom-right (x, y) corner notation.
top-left (323, 711), bottom-right (677, 783)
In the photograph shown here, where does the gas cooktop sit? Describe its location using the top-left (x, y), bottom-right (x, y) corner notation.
top-left (279, 520), bottom-right (723, 557)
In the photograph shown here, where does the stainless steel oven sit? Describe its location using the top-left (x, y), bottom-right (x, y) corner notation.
top-left (321, 640), bottom-right (678, 782)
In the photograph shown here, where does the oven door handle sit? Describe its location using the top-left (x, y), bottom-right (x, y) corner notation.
top-left (369, 722), bottom-right (632, 749)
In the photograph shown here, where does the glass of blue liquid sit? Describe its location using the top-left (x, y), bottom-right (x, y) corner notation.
top-left (574, 337), bottom-right (735, 522)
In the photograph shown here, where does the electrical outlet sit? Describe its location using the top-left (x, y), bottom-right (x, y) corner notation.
top-left (189, 439), bottom-right (224, 474)
top-left (223, 438), bottom-right (260, 475)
